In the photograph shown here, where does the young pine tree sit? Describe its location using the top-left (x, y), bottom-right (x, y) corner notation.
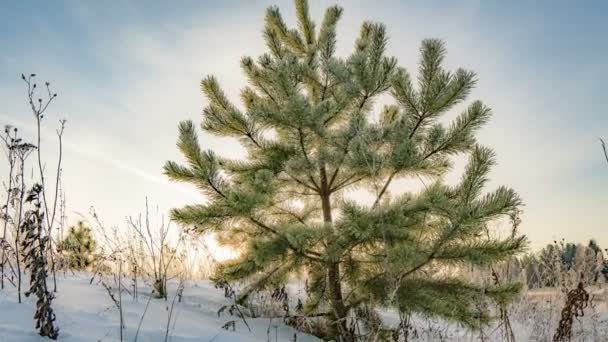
top-left (57, 221), bottom-right (96, 271)
top-left (165, 1), bottom-right (526, 340)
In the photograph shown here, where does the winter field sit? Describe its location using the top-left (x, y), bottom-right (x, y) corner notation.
top-left (2, 0), bottom-right (608, 341)
top-left (0, 274), bottom-right (317, 342)
top-left (1, 273), bottom-right (607, 341)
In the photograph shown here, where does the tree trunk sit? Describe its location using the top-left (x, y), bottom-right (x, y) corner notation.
top-left (319, 164), bottom-right (354, 342)
top-left (327, 260), bottom-right (352, 341)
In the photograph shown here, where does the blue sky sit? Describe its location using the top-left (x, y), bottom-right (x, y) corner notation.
top-left (1, 1), bottom-right (607, 250)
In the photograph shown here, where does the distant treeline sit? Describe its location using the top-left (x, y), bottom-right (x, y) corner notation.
top-left (509, 239), bottom-right (608, 289)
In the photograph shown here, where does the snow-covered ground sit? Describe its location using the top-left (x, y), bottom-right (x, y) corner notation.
top-left (0, 274), bottom-right (319, 342)
top-left (2, 274), bottom-right (608, 341)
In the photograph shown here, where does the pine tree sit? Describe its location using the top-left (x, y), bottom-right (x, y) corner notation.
top-left (57, 221), bottom-right (96, 271)
top-left (165, 1), bottom-right (526, 339)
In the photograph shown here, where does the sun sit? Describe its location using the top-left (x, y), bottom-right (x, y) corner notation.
top-left (202, 233), bottom-right (238, 262)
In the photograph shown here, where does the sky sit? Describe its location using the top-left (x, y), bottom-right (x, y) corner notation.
top-left (1, 0), bottom-right (607, 251)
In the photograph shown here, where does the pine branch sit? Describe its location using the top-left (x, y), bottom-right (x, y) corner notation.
top-left (248, 218), bottom-right (321, 261)
top-left (434, 237), bottom-right (526, 265)
top-left (266, 6), bottom-right (306, 56)
top-left (295, 0), bottom-right (315, 46)
top-left (318, 5), bottom-right (343, 61)
top-left (297, 127), bottom-right (321, 189)
top-left (371, 171), bottom-right (396, 208)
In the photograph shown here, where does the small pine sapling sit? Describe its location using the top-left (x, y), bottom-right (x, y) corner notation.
top-left (57, 221), bottom-right (97, 271)
top-left (165, 0), bottom-right (526, 340)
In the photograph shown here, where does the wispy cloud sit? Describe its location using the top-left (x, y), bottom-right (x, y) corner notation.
top-left (1, 1), bottom-right (607, 248)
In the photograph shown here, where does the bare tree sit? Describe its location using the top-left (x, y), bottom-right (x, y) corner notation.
top-left (13, 140), bottom-right (37, 303)
top-left (22, 73), bottom-right (66, 292)
top-left (127, 198), bottom-right (182, 299)
top-left (0, 125), bottom-right (36, 302)
top-left (0, 126), bottom-right (17, 289)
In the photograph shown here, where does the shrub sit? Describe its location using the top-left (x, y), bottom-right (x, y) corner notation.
top-left (57, 221), bottom-right (96, 271)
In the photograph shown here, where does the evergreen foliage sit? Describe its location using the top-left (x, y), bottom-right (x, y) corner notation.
top-left (523, 239), bottom-right (608, 288)
top-left (560, 243), bottom-right (577, 270)
top-left (57, 221), bottom-right (96, 271)
top-left (165, 0), bottom-right (526, 339)
top-left (20, 184), bottom-right (59, 340)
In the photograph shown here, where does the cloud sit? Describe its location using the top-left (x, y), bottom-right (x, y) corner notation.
top-left (1, 0), bottom-right (607, 250)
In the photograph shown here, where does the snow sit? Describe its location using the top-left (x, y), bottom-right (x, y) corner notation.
top-left (0, 274), bottom-right (319, 342)
top-left (3, 274), bottom-right (608, 341)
